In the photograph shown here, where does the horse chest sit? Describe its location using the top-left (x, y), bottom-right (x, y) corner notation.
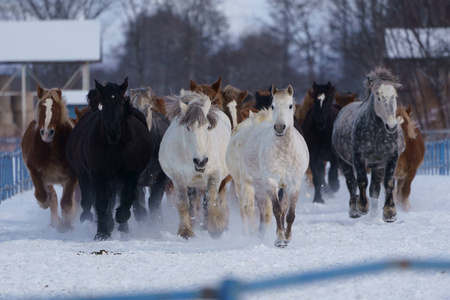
top-left (354, 131), bottom-right (398, 165)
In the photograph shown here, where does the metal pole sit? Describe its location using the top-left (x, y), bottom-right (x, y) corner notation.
top-left (21, 63), bottom-right (26, 133)
top-left (82, 62), bottom-right (90, 90)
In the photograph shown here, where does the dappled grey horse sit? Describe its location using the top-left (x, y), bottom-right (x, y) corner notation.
top-left (332, 67), bottom-right (405, 222)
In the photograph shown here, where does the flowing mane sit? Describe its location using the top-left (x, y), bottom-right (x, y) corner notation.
top-left (165, 91), bottom-right (220, 129)
top-left (397, 106), bottom-right (418, 139)
top-left (364, 67), bottom-right (403, 101)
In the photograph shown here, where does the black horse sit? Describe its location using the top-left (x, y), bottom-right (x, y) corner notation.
top-left (66, 78), bottom-right (153, 240)
top-left (301, 81), bottom-right (340, 203)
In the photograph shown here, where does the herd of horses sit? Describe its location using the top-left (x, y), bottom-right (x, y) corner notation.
top-left (20, 67), bottom-right (425, 247)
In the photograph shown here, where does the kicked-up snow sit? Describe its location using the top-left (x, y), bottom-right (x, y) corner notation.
top-left (0, 175), bottom-right (449, 299)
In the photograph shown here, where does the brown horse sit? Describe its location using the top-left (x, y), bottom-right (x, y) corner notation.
top-left (189, 77), bottom-right (224, 107)
top-left (221, 85), bottom-right (258, 129)
top-left (395, 105), bottom-right (425, 211)
top-left (21, 85), bottom-right (78, 232)
top-left (335, 92), bottom-right (357, 108)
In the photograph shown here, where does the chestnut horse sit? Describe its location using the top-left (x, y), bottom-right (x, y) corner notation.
top-left (395, 105), bottom-right (425, 211)
top-left (221, 85), bottom-right (258, 129)
top-left (21, 85), bottom-right (78, 232)
top-left (189, 77), bottom-right (224, 108)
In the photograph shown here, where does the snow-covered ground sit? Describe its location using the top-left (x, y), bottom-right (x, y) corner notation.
top-left (0, 175), bottom-right (449, 300)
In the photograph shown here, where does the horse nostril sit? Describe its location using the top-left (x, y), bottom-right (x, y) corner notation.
top-left (193, 158), bottom-right (200, 165)
top-left (49, 129), bottom-right (55, 137)
top-left (40, 129), bottom-right (44, 136)
top-left (282, 124), bottom-right (286, 130)
top-left (204, 157), bottom-right (208, 164)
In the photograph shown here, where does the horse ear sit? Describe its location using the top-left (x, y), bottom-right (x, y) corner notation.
top-left (240, 90), bottom-right (248, 101)
top-left (271, 85), bottom-right (277, 95)
top-left (189, 80), bottom-right (197, 91)
top-left (212, 77), bottom-right (222, 92)
top-left (36, 84), bottom-right (44, 99)
top-left (249, 110), bottom-right (255, 118)
top-left (120, 77), bottom-right (128, 95)
top-left (55, 88), bottom-right (62, 99)
top-left (94, 79), bottom-right (104, 94)
top-left (287, 85), bottom-right (294, 96)
top-left (406, 105), bottom-right (412, 115)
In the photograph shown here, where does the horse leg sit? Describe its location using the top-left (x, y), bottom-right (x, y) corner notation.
top-left (328, 156), bottom-right (340, 193)
top-left (354, 153), bottom-right (369, 215)
top-left (46, 185), bottom-right (61, 228)
top-left (59, 177), bottom-right (77, 232)
top-left (336, 156), bottom-right (360, 218)
top-left (369, 168), bottom-right (383, 217)
top-left (78, 171), bottom-right (94, 223)
top-left (132, 186), bottom-right (147, 223)
top-left (92, 175), bottom-right (113, 240)
top-left (204, 176), bottom-right (228, 238)
top-left (147, 172), bottom-right (168, 236)
top-left (398, 172), bottom-right (415, 212)
top-left (176, 184), bottom-right (195, 239)
top-left (285, 189), bottom-right (301, 244)
top-left (383, 155), bottom-right (398, 222)
top-left (254, 183), bottom-right (271, 238)
top-left (239, 179), bottom-right (257, 235)
top-left (187, 187), bottom-right (201, 229)
top-left (116, 173), bottom-right (139, 233)
top-left (266, 181), bottom-right (286, 247)
top-left (310, 155), bottom-right (325, 203)
top-left (28, 168), bottom-right (51, 209)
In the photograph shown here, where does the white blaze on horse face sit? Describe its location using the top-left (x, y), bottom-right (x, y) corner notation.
top-left (317, 93), bottom-right (325, 108)
top-left (186, 121), bottom-right (209, 167)
top-left (43, 98), bottom-right (53, 130)
top-left (227, 100), bottom-right (238, 128)
top-left (374, 83), bottom-right (398, 131)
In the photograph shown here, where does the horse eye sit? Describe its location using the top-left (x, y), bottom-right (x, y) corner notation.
top-left (289, 104), bottom-right (293, 109)
top-left (187, 126), bottom-right (191, 131)
top-left (271, 105), bottom-right (274, 110)
top-left (207, 124), bottom-right (212, 130)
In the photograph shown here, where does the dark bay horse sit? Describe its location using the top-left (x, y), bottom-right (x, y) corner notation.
top-left (301, 82), bottom-right (340, 203)
top-left (21, 85), bottom-right (78, 232)
top-left (129, 87), bottom-right (170, 231)
top-left (332, 67), bottom-right (405, 222)
top-left (395, 105), bottom-right (425, 211)
top-left (66, 78), bottom-right (153, 240)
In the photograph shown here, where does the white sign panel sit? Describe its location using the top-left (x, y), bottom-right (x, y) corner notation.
top-left (0, 20), bottom-right (101, 62)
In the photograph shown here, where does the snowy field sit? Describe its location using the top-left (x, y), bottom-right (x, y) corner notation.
top-left (0, 175), bottom-right (449, 300)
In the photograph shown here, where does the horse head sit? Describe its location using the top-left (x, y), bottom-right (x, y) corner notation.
top-left (35, 84), bottom-right (70, 142)
top-left (167, 91), bottom-right (219, 173)
top-left (189, 77), bottom-right (224, 107)
top-left (271, 84), bottom-right (294, 137)
top-left (366, 67), bottom-right (402, 134)
top-left (311, 81), bottom-right (335, 131)
top-left (94, 77), bottom-right (128, 145)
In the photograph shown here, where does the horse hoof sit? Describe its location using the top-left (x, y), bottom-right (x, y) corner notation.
top-left (80, 211), bottom-right (94, 223)
top-left (275, 240), bottom-right (288, 248)
top-left (329, 180), bottom-right (340, 193)
top-left (57, 223), bottom-right (73, 233)
top-left (178, 227), bottom-right (195, 239)
top-left (94, 232), bottom-right (111, 241)
top-left (383, 206), bottom-right (397, 223)
top-left (313, 198), bottom-right (325, 204)
top-left (118, 222), bottom-right (129, 233)
top-left (357, 201), bottom-right (369, 215)
top-left (349, 207), bottom-right (361, 218)
top-left (115, 208), bottom-right (131, 224)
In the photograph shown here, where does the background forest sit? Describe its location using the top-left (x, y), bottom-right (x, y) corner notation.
top-left (0, 0), bottom-right (449, 132)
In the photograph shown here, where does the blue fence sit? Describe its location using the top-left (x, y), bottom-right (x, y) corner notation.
top-left (418, 139), bottom-right (450, 175)
top-left (81, 259), bottom-right (450, 300)
top-left (0, 148), bottom-right (33, 203)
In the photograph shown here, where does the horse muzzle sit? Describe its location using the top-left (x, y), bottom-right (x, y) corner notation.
top-left (193, 157), bottom-right (208, 173)
top-left (40, 128), bottom-right (55, 142)
top-left (274, 123), bottom-right (286, 137)
top-left (385, 123), bottom-right (397, 134)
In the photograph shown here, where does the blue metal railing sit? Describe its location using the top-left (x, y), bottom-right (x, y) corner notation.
top-left (418, 139), bottom-right (450, 175)
top-left (86, 259), bottom-right (450, 300)
top-left (0, 148), bottom-right (33, 203)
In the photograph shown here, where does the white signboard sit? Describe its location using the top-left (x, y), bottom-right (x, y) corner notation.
top-left (0, 20), bottom-right (101, 62)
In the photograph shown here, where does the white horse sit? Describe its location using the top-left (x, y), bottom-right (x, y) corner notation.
top-left (228, 85), bottom-right (309, 247)
top-left (159, 90), bottom-right (231, 239)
